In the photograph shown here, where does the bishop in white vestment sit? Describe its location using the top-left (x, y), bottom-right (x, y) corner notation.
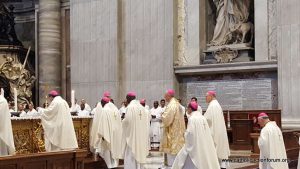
top-left (172, 101), bottom-right (220, 169)
top-left (204, 91), bottom-right (230, 168)
top-left (96, 97), bottom-right (123, 168)
top-left (191, 97), bottom-right (203, 114)
top-left (257, 112), bottom-right (288, 169)
top-left (38, 90), bottom-right (78, 152)
top-left (122, 92), bottom-right (149, 169)
top-left (0, 92), bottom-right (15, 156)
top-left (90, 102), bottom-right (102, 153)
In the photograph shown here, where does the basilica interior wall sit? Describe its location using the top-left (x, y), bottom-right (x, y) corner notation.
top-left (70, 0), bottom-right (174, 106)
top-left (17, 0), bottom-right (300, 128)
top-left (177, 0), bottom-right (300, 128)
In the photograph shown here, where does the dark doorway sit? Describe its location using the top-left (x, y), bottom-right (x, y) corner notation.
top-left (0, 75), bottom-right (11, 101)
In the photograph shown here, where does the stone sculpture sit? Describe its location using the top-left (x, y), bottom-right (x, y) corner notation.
top-left (210, 0), bottom-right (252, 46)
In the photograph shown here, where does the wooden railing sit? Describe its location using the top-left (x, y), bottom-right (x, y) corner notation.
top-left (0, 150), bottom-right (87, 169)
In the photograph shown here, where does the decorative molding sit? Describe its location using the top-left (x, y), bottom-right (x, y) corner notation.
top-left (282, 119), bottom-right (300, 129)
top-left (174, 61), bottom-right (277, 75)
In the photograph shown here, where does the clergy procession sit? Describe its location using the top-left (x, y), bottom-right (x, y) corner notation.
top-left (0, 87), bottom-right (299, 169)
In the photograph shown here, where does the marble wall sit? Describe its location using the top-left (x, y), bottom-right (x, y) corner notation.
top-left (70, 0), bottom-right (174, 106)
top-left (277, 0), bottom-right (300, 128)
top-left (69, 0), bottom-right (300, 128)
top-left (184, 0), bottom-right (200, 65)
top-left (71, 0), bottom-right (119, 106)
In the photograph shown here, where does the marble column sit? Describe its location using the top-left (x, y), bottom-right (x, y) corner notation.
top-left (117, 0), bottom-right (126, 105)
top-left (38, 0), bottom-right (61, 105)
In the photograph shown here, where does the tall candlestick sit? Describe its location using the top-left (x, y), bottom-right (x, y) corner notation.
top-left (227, 110), bottom-right (230, 128)
top-left (14, 88), bottom-right (17, 112)
top-left (45, 95), bottom-right (48, 108)
top-left (71, 90), bottom-right (75, 107)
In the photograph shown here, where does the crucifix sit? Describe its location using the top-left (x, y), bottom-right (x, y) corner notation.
top-left (139, 111), bottom-right (142, 120)
top-left (114, 112), bottom-right (117, 120)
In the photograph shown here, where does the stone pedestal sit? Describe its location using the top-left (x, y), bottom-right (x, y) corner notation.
top-left (38, 0), bottom-right (61, 105)
top-left (204, 44), bottom-right (254, 64)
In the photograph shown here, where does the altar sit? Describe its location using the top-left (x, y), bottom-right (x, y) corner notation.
top-left (11, 116), bottom-right (92, 154)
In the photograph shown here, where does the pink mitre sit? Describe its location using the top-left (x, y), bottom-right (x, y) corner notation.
top-left (140, 99), bottom-right (146, 104)
top-left (207, 90), bottom-right (216, 97)
top-left (258, 112), bottom-right (268, 118)
top-left (103, 91), bottom-right (111, 97)
top-left (49, 90), bottom-right (59, 96)
top-left (127, 91), bottom-right (136, 97)
top-left (189, 101), bottom-right (198, 110)
top-left (166, 89), bottom-right (175, 97)
top-left (101, 97), bottom-right (110, 103)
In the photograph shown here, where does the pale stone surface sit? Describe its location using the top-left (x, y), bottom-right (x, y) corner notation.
top-left (38, 0), bottom-right (61, 104)
top-left (184, 0), bottom-right (200, 65)
top-left (122, 0), bottom-right (174, 105)
top-left (268, 0), bottom-right (278, 60)
top-left (66, 0), bottom-right (299, 129)
top-left (255, 0), bottom-right (268, 61)
top-left (70, 0), bottom-right (174, 106)
top-left (70, 0), bottom-right (118, 106)
top-left (277, 0), bottom-right (300, 128)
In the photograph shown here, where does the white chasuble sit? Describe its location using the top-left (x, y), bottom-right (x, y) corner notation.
top-left (39, 96), bottom-right (78, 152)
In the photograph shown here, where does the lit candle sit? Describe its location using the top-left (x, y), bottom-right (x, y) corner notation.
top-left (71, 90), bottom-right (75, 107)
top-left (14, 88), bottom-right (17, 112)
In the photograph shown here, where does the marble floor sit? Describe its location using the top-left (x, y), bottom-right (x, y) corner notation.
top-left (118, 151), bottom-right (259, 169)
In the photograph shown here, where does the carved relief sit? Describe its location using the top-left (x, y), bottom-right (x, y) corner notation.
top-left (0, 54), bottom-right (36, 105)
top-left (213, 47), bottom-right (238, 63)
top-left (0, 3), bottom-right (35, 104)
